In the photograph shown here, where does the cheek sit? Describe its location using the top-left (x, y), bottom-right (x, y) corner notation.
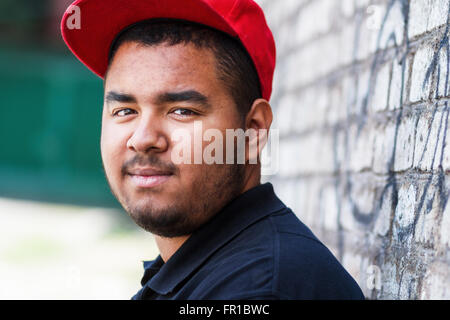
top-left (101, 122), bottom-right (128, 176)
top-left (173, 124), bottom-right (229, 178)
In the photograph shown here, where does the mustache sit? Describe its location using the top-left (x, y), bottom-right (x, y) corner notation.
top-left (121, 154), bottom-right (178, 176)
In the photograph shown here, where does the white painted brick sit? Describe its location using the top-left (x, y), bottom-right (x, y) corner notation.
top-left (414, 110), bottom-right (446, 171)
top-left (289, 180), bottom-right (308, 220)
top-left (339, 193), bottom-right (356, 231)
top-left (428, 0), bottom-right (450, 32)
top-left (374, 184), bottom-right (394, 237)
top-left (437, 45), bottom-right (449, 97)
top-left (410, 44), bottom-right (434, 102)
top-left (294, 4), bottom-right (322, 45)
top-left (333, 126), bottom-right (348, 170)
top-left (340, 179), bottom-right (376, 231)
top-left (325, 84), bottom-right (343, 125)
top-left (388, 56), bottom-right (407, 110)
top-left (349, 123), bottom-right (375, 172)
top-left (278, 139), bottom-right (300, 178)
top-left (274, 93), bottom-right (296, 136)
top-left (295, 132), bottom-right (334, 175)
top-left (275, 22), bottom-right (294, 54)
top-left (372, 121), bottom-right (396, 174)
top-left (377, 1), bottom-right (405, 49)
top-left (309, 85), bottom-right (329, 128)
top-left (290, 91), bottom-right (315, 133)
top-left (316, 33), bottom-right (342, 78)
top-left (354, 69), bottom-right (371, 116)
top-left (393, 183), bottom-right (417, 230)
top-left (289, 87), bottom-right (328, 134)
top-left (341, 0), bottom-right (355, 17)
top-left (409, 0), bottom-right (431, 38)
top-left (301, 179), bottom-right (324, 229)
top-left (419, 262), bottom-right (450, 299)
top-left (355, 0), bottom-right (371, 10)
top-left (341, 73), bottom-right (355, 114)
top-left (282, 0), bottom-right (302, 14)
top-left (398, 271), bottom-right (419, 299)
top-left (355, 20), bottom-right (378, 61)
top-left (316, 132), bottom-right (336, 174)
top-left (321, 184), bottom-right (339, 231)
top-left (370, 62), bottom-right (391, 113)
top-left (286, 34), bottom-right (343, 90)
top-left (295, 0), bottom-right (334, 45)
top-left (414, 184), bottom-right (440, 244)
top-left (284, 48), bottom-right (312, 90)
top-left (352, 180), bottom-right (377, 215)
top-left (295, 179), bottom-right (311, 226)
top-left (442, 110), bottom-right (450, 171)
top-left (325, 80), bottom-right (349, 125)
top-left (338, 22), bottom-right (357, 67)
top-left (279, 134), bottom-right (336, 177)
top-left (380, 262), bottom-right (400, 299)
top-left (440, 198), bottom-right (450, 247)
top-left (409, 0), bottom-right (449, 38)
top-left (393, 114), bottom-right (417, 171)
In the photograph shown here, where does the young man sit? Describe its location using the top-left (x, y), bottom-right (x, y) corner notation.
top-left (61, 0), bottom-right (365, 300)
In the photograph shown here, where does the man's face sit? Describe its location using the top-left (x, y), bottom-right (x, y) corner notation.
top-left (101, 41), bottom-right (246, 237)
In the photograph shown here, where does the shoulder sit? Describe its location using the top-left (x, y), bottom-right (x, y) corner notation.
top-left (269, 209), bottom-right (365, 299)
top-left (194, 208), bottom-right (365, 300)
top-left (192, 213), bottom-right (278, 299)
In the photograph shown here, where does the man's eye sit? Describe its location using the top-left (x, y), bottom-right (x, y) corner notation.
top-left (172, 108), bottom-right (198, 116)
top-left (113, 108), bottom-right (136, 117)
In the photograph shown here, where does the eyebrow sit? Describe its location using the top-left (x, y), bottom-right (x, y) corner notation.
top-left (105, 91), bottom-right (137, 104)
top-left (104, 90), bottom-right (211, 108)
top-left (155, 90), bottom-right (211, 108)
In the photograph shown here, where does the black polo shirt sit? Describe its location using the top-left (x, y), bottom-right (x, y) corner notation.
top-left (132, 183), bottom-right (365, 300)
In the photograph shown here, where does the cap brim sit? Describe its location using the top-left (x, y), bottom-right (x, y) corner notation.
top-left (61, 0), bottom-right (237, 79)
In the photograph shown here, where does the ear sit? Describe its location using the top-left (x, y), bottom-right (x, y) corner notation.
top-left (244, 99), bottom-right (273, 164)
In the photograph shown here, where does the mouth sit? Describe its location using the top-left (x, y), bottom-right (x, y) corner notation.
top-left (126, 168), bottom-right (173, 189)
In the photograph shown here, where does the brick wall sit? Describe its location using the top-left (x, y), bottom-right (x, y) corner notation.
top-left (257, 0), bottom-right (450, 299)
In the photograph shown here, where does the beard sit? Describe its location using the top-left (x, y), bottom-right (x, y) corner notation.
top-left (105, 153), bottom-right (245, 238)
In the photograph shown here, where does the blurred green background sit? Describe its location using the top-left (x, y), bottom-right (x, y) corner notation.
top-left (0, 0), bottom-right (157, 300)
top-left (0, 0), bottom-right (117, 206)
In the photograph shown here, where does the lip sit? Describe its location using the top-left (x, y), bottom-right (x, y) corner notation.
top-left (128, 174), bottom-right (171, 188)
top-left (127, 168), bottom-right (173, 188)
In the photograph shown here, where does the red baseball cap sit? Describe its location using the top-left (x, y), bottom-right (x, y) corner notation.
top-left (60, 0), bottom-right (276, 101)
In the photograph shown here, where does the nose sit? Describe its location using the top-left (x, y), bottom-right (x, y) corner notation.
top-left (127, 114), bottom-right (168, 154)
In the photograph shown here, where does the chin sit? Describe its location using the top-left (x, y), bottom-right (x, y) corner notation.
top-left (128, 195), bottom-right (165, 212)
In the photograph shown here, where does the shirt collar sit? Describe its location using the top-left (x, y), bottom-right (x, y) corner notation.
top-left (141, 182), bottom-right (285, 295)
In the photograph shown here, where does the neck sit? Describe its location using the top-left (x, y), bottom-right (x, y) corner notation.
top-left (155, 235), bottom-right (190, 262)
top-left (241, 163), bottom-right (261, 194)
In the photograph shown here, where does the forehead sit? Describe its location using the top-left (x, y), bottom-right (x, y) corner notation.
top-left (104, 42), bottom-right (222, 97)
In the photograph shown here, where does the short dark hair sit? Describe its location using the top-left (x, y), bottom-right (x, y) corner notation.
top-left (107, 19), bottom-right (262, 117)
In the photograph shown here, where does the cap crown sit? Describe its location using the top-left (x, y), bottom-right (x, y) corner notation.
top-left (61, 0), bottom-right (276, 100)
